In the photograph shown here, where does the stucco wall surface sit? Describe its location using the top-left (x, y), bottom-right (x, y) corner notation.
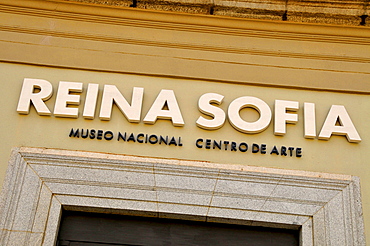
top-left (0, 0), bottom-right (369, 244)
top-left (0, 62), bottom-right (369, 243)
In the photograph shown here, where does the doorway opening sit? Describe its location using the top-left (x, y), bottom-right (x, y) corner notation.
top-left (57, 210), bottom-right (300, 246)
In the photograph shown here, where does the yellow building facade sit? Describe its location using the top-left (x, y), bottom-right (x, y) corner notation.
top-left (0, 0), bottom-right (369, 244)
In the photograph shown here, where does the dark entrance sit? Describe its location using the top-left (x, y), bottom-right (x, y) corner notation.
top-left (57, 211), bottom-right (299, 246)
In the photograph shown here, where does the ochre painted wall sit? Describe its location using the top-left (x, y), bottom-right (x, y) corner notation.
top-left (1, 0), bottom-right (369, 243)
top-left (1, 62), bottom-right (369, 239)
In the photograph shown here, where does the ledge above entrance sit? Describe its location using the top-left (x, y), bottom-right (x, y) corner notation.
top-left (0, 147), bottom-right (365, 245)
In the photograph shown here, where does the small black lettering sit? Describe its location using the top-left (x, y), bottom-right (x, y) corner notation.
top-left (296, 148), bottom-right (302, 157)
top-left (69, 128), bottom-right (79, 138)
top-left (270, 146), bottom-right (279, 155)
top-left (213, 140), bottom-right (222, 150)
top-left (196, 138), bottom-right (203, 148)
top-left (127, 133), bottom-right (136, 142)
top-left (117, 132), bottom-right (126, 141)
top-left (281, 146), bottom-right (287, 156)
top-left (261, 144), bottom-right (267, 154)
top-left (223, 141), bottom-right (229, 150)
top-left (169, 136), bottom-right (177, 146)
top-left (104, 131), bottom-right (114, 140)
top-left (288, 147), bottom-right (294, 157)
top-left (149, 135), bottom-right (158, 144)
top-left (137, 133), bottom-right (144, 143)
top-left (159, 136), bottom-right (168, 145)
top-left (231, 142), bottom-right (237, 151)
top-left (89, 129), bottom-right (96, 139)
top-left (81, 129), bottom-right (88, 138)
top-left (205, 139), bottom-right (211, 149)
top-left (252, 143), bottom-right (259, 153)
top-left (97, 130), bottom-right (103, 140)
top-left (239, 143), bottom-right (248, 152)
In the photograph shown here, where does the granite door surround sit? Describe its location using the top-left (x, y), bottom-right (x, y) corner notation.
top-left (0, 147), bottom-right (365, 245)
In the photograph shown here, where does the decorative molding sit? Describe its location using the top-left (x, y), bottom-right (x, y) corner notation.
top-left (0, 0), bottom-right (369, 45)
top-left (1, 25), bottom-right (370, 66)
top-left (0, 147), bottom-right (366, 245)
top-left (0, 0), bottom-right (369, 94)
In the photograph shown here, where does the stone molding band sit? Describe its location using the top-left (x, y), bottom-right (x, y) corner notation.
top-left (0, 147), bottom-right (365, 245)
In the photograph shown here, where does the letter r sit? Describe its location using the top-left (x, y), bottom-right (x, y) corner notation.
top-left (17, 78), bottom-right (53, 115)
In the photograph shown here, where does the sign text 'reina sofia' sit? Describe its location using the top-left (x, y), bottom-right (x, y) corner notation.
top-left (16, 78), bottom-right (361, 143)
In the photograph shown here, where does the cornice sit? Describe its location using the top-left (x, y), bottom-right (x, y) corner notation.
top-left (1, 24), bottom-right (370, 66)
top-left (0, 0), bottom-right (369, 94)
top-left (1, 0), bottom-right (369, 45)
